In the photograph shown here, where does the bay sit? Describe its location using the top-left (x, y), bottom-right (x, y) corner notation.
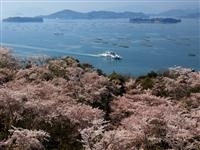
top-left (1, 18), bottom-right (199, 76)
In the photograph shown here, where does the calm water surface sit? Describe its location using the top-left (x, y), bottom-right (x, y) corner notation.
top-left (1, 19), bottom-right (199, 76)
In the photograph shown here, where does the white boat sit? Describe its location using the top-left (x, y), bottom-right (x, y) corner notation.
top-left (99, 51), bottom-right (122, 60)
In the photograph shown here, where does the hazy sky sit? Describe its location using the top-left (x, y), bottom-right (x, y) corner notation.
top-left (1, 0), bottom-right (199, 18)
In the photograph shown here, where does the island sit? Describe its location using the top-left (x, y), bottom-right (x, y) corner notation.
top-left (129, 18), bottom-right (181, 24)
top-left (42, 9), bottom-right (149, 19)
top-left (3, 17), bottom-right (44, 23)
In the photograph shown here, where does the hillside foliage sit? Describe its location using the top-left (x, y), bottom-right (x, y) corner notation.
top-left (0, 48), bottom-right (200, 150)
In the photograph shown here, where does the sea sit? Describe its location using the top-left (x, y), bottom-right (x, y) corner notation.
top-left (1, 18), bottom-right (199, 76)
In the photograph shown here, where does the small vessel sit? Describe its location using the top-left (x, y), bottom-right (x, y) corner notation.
top-left (99, 51), bottom-right (122, 60)
top-left (188, 53), bottom-right (196, 57)
top-left (54, 32), bottom-right (64, 36)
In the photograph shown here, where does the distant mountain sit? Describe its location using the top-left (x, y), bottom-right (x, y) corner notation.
top-left (43, 10), bottom-right (84, 19)
top-left (5, 9), bottom-right (199, 21)
top-left (157, 9), bottom-right (199, 18)
top-left (43, 9), bottom-right (149, 19)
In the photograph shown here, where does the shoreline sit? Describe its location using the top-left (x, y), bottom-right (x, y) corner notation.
top-left (1, 46), bottom-right (199, 77)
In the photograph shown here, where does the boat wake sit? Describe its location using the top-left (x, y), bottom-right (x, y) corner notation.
top-left (1, 43), bottom-right (99, 57)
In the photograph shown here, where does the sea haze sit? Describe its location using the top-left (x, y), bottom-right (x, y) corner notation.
top-left (1, 18), bottom-right (199, 76)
